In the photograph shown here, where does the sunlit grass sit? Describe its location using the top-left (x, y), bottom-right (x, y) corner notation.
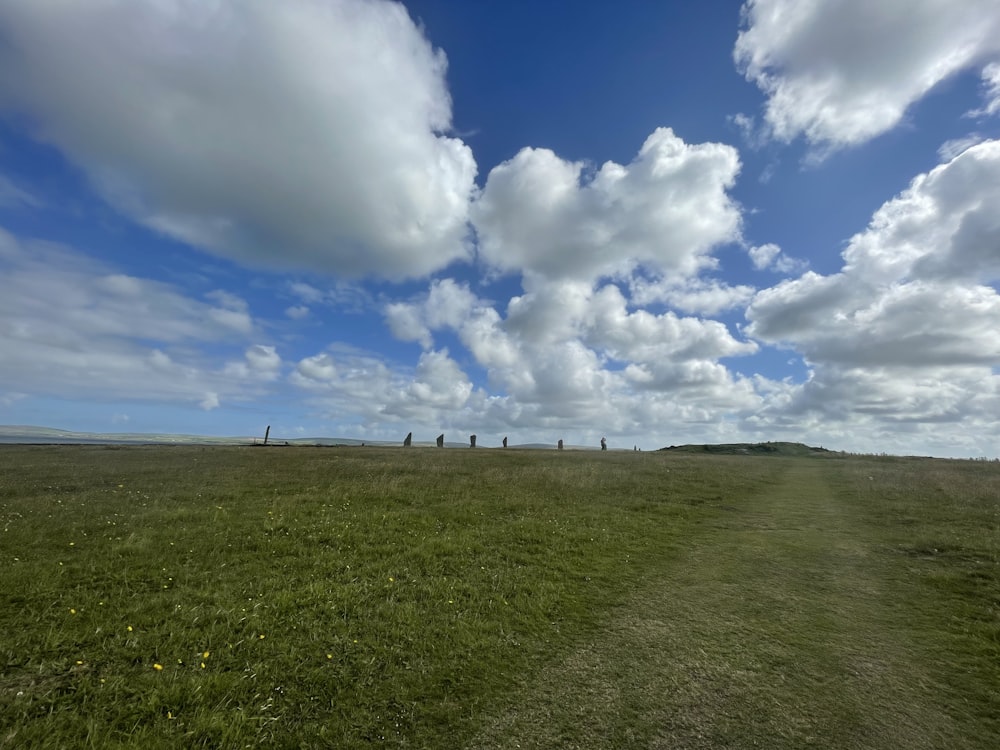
top-left (0, 446), bottom-right (997, 748)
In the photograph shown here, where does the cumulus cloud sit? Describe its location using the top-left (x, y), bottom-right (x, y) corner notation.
top-left (749, 243), bottom-right (781, 270)
top-left (385, 350), bottom-right (474, 418)
top-left (0, 226), bottom-right (271, 408)
top-left (845, 140), bottom-right (1000, 283)
top-left (384, 277), bottom-right (482, 349)
top-left (381, 275), bottom-right (760, 434)
top-left (472, 128), bottom-right (742, 283)
top-left (0, 0), bottom-right (476, 279)
top-left (290, 345), bottom-right (487, 429)
top-left (748, 242), bottom-right (807, 274)
top-left (735, 0), bottom-right (1000, 151)
top-left (745, 139), bottom-right (1000, 433)
top-left (224, 345), bottom-right (282, 382)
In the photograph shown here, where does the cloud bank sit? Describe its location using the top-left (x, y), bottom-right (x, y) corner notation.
top-left (746, 140), bottom-right (1000, 442)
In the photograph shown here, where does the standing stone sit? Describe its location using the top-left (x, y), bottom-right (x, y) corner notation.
top-left (557, 439), bottom-right (564, 450)
top-left (470, 434), bottom-right (477, 448)
top-left (502, 436), bottom-right (508, 448)
top-left (436, 434), bottom-right (444, 448)
top-left (264, 425), bottom-right (270, 446)
top-left (403, 432), bottom-right (412, 447)
top-left (600, 436), bottom-right (607, 451)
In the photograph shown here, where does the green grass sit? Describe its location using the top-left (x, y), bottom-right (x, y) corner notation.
top-left (0, 446), bottom-right (997, 748)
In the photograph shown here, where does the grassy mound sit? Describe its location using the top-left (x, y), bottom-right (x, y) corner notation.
top-left (659, 441), bottom-right (833, 456)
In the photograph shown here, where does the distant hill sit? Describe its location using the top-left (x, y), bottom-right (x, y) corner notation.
top-left (658, 442), bottom-right (833, 457)
top-left (0, 426), bottom-right (584, 450)
top-left (0, 425), bottom-right (254, 445)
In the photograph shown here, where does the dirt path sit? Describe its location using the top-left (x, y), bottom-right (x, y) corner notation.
top-left (467, 461), bottom-right (968, 749)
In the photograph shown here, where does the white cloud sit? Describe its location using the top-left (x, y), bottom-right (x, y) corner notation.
top-left (846, 140), bottom-right (1000, 283)
top-left (385, 350), bottom-right (474, 418)
top-left (0, 226), bottom-right (269, 409)
top-left (0, 0), bottom-right (476, 279)
top-left (385, 277), bottom-right (484, 349)
top-left (749, 242), bottom-right (781, 270)
top-left (748, 242), bottom-right (807, 274)
top-left (199, 392), bottom-right (220, 411)
top-left (749, 279), bottom-right (1000, 367)
top-left (290, 345), bottom-right (487, 429)
top-left (735, 0), bottom-right (1000, 151)
top-left (741, 366), bottom-right (1000, 457)
top-left (628, 277), bottom-right (755, 315)
top-left (289, 283), bottom-right (325, 305)
top-left (583, 283), bottom-right (757, 363)
top-left (970, 62), bottom-right (1000, 117)
top-left (385, 302), bottom-right (433, 349)
top-left (205, 289), bottom-right (249, 313)
top-left (745, 139), bottom-right (1000, 437)
top-left (224, 345), bottom-right (282, 382)
top-left (937, 134), bottom-right (986, 162)
top-left (472, 128), bottom-right (742, 283)
top-left (294, 353), bottom-right (340, 384)
top-left (287, 279), bottom-right (374, 314)
top-left (285, 305), bottom-right (310, 320)
top-left (378, 275), bottom-right (761, 433)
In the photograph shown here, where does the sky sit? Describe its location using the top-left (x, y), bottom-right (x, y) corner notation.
top-left (1, 0), bottom-right (1000, 457)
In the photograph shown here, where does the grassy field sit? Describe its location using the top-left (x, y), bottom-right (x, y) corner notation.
top-left (0, 446), bottom-right (997, 748)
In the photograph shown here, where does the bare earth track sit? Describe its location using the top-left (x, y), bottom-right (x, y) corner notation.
top-left (470, 461), bottom-right (994, 749)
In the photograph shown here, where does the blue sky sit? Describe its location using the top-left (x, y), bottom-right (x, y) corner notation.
top-left (1, 0), bottom-right (1000, 456)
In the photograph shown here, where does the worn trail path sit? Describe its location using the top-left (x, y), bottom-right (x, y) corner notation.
top-left (468, 461), bottom-right (968, 749)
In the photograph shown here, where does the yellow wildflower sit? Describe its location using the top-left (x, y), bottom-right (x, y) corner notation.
top-left (153, 663), bottom-right (163, 671)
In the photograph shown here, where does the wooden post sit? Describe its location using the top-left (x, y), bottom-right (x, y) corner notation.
top-left (264, 425), bottom-right (270, 446)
